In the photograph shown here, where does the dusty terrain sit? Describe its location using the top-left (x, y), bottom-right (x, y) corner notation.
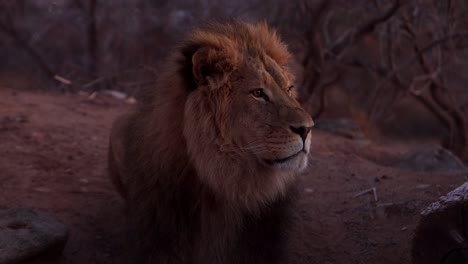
top-left (0, 87), bottom-right (466, 264)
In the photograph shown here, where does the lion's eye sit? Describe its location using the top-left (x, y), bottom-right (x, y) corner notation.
top-left (251, 88), bottom-right (267, 99)
top-left (287, 85), bottom-right (294, 94)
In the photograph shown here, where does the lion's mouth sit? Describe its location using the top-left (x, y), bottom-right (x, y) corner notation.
top-left (264, 150), bottom-right (305, 165)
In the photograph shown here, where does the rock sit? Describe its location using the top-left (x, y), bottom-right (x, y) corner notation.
top-left (0, 208), bottom-right (69, 264)
top-left (314, 118), bottom-right (365, 139)
top-left (125, 97), bottom-right (137, 104)
top-left (412, 181), bottom-right (468, 264)
top-left (398, 144), bottom-right (467, 172)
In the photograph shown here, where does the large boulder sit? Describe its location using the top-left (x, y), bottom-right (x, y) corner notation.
top-left (398, 144), bottom-right (467, 173)
top-left (314, 118), bottom-right (365, 139)
top-left (0, 208), bottom-right (69, 264)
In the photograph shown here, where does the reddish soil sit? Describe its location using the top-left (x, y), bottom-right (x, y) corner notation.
top-left (0, 88), bottom-right (466, 264)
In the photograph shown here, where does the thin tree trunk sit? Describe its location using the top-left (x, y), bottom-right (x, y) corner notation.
top-left (88, 0), bottom-right (98, 80)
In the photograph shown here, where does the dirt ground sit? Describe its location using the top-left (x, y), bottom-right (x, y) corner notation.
top-left (0, 87), bottom-right (466, 264)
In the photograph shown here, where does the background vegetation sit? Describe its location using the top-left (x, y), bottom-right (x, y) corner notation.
top-left (1, 0), bottom-right (468, 162)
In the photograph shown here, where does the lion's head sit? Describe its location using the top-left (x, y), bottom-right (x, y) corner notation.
top-left (171, 22), bottom-right (314, 209)
top-left (136, 21), bottom-right (313, 210)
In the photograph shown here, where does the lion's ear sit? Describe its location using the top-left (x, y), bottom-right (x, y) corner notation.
top-left (192, 47), bottom-right (235, 88)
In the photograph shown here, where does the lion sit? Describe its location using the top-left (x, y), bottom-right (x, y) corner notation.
top-left (108, 21), bottom-right (314, 264)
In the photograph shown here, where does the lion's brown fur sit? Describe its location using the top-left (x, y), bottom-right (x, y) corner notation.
top-left (108, 21), bottom-right (313, 263)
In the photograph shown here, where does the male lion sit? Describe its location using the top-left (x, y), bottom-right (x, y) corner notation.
top-left (108, 21), bottom-right (314, 264)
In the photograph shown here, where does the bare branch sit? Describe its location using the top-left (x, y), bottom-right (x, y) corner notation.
top-left (0, 21), bottom-right (55, 78)
top-left (376, 31), bottom-right (468, 88)
top-left (300, 0), bottom-right (334, 95)
top-left (408, 69), bottom-right (440, 96)
top-left (327, 0), bottom-right (401, 59)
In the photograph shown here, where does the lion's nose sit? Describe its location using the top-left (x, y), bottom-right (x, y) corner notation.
top-left (290, 125), bottom-right (311, 141)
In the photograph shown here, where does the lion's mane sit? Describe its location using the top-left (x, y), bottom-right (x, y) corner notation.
top-left (108, 21), bottom-right (301, 264)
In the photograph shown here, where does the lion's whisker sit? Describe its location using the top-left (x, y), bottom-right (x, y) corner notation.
top-left (240, 146), bottom-right (272, 156)
top-left (240, 145), bottom-right (265, 151)
top-left (240, 145), bottom-right (268, 153)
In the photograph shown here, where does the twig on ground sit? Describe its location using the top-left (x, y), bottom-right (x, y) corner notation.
top-left (53, 75), bottom-right (72, 85)
top-left (354, 187), bottom-right (378, 201)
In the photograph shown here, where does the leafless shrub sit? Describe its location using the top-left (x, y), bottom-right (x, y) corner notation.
top-left (279, 0), bottom-right (468, 161)
top-left (1, 0), bottom-right (468, 160)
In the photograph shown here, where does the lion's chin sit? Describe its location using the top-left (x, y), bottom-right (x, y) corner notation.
top-left (263, 151), bottom-right (308, 172)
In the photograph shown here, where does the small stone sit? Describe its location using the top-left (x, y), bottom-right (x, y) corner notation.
top-left (416, 184), bottom-right (431, 189)
top-left (126, 97), bottom-right (137, 104)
